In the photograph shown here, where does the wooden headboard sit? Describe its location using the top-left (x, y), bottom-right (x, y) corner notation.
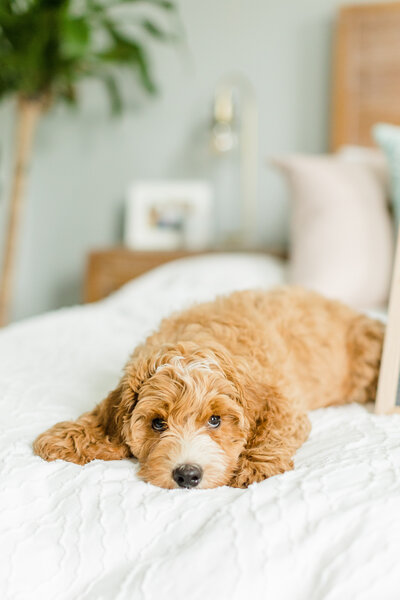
top-left (332, 2), bottom-right (400, 149)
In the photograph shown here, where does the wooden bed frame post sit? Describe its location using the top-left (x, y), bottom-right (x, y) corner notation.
top-left (375, 227), bottom-right (400, 414)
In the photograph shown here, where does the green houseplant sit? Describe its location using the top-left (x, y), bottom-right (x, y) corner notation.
top-left (0, 0), bottom-right (178, 325)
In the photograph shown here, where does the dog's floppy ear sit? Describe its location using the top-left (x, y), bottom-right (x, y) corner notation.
top-left (33, 342), bottom-right (162, 466)
top-left (33, 379), bottom-right (134, 465)
top-left (204, 340), bottom-right (280, 419)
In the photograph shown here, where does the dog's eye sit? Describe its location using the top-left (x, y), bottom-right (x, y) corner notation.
top-left (208, 415), bottom-right (221, 428)
top-left (152, 418), bottom-right (167, 432)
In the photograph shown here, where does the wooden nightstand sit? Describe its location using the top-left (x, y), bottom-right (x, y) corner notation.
top-left (84, 248), bottom-right (207, 303)
top-left (84, 247), bottom-right (287, 303)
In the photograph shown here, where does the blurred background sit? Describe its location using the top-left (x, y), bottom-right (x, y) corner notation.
top-left (0, 0), bottom-right (399, 323)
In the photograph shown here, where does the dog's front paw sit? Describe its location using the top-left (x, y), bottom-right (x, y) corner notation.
top-left (33, 420), bottom-right (87, 464)
top-left (230, 456), bottom-right (294, 488)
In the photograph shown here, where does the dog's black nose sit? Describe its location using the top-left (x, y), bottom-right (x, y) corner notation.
top-left (172, 464), bottom-right (203, 488)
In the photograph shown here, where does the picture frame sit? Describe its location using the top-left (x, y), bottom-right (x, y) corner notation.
top-left (124, 180), bottom-right (213, 252)
top-left (375, 227), bottom-right (400, 414)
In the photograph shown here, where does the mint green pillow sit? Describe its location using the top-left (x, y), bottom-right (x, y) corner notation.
top-left (373, 123), bottom-right (400, 229)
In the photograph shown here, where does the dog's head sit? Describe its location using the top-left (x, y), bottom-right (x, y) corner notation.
top-left (104, 341), bottom-right (252, 489)
top-left (34, 340), bottom-right (261, 488)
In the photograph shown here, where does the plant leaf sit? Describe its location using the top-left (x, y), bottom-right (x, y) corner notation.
top-left (135, 44), bottom-right (157, 94)
top-left (142, 19), bottom-right (174, 41)
top-left (100, 24), bottom-right (158, 94)
top-left (101, 72), bottom-right (123, 114)
top-left (157, 1), bottom-right (175, 10)
top-left (61, 17), bottom-right (90, 59)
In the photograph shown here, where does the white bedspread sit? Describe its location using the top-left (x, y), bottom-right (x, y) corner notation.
top-left (1, 253), bottom-right (399, 600)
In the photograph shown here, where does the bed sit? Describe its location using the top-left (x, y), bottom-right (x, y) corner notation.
top-left (0, 252), bottom-right (399, 600)
top-left (3, 2), bottom-right (400, 598)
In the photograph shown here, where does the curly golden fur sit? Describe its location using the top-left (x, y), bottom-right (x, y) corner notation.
top-left (34, 287), bottom-right (384, 489)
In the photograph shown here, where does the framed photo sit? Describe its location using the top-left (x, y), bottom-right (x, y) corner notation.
top-left (125, 181), bottom-right (213, 251)
top-left (375, 228), bottom-right (400, 414)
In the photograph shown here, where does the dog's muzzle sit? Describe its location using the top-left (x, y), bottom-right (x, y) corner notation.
top-left (172, 464), bottom-right (203, 488)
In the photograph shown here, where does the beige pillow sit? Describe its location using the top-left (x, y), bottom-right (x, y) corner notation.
top-left (271, 152), bottom-right (394, 309)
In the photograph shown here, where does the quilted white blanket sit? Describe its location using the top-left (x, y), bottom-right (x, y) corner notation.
top-left (1, 253), bottom-right (399, 600)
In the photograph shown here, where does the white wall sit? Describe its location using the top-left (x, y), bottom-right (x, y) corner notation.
top-left (0, 0), bottom-right (388, 321)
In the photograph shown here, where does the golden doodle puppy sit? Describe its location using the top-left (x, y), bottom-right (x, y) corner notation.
top-left (34, 287), bottom-right (384, 489)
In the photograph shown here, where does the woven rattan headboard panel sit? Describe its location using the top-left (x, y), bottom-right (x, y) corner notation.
top-left (332, 2), bottom-right (400, 149)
